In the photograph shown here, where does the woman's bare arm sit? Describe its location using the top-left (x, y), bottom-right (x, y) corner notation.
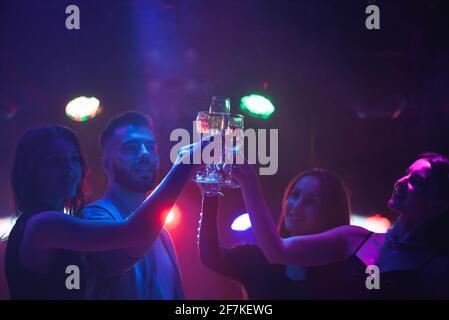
top-left (233, 163), bottom-right (367, 267)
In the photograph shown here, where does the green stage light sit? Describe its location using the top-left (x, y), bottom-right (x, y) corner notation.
top-left (240, 94), bottom-right (275, 119)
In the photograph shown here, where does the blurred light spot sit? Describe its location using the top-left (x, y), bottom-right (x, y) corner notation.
top-left (261, 82), bottom-right (269, 90)
top-left (351, 213), bottom-right (391, 233)
top-left (0, 216), bottom-right (17, 241)
top-left (166, 211), bottom-right (174, 224)
top-left (0, 101), bottom-right (18, 120)
top-left (231, 213), bottom-right (252, 232)
top-left (240, 94), bottom-right (275, 119)
top-left (164, 204), bottom-right (181, 229)
top-left (65, 96), bottom-right (101, 122)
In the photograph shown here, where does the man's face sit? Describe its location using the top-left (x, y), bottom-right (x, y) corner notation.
top-left (103, 125), bottom-right (159, 193)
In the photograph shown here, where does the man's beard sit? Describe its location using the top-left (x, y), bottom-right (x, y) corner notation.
top-left (112, 163), bottom-right (157, 193)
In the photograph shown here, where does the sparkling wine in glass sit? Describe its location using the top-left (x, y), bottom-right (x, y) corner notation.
top-left (194, 97), bottom-right (244, 196)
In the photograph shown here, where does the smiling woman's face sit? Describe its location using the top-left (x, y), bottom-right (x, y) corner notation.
top-left (284, 175), bottom-right (325, 236)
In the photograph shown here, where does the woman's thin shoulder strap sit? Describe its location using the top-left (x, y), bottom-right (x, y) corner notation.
top-left (354, 231), bottom-right (373, 254)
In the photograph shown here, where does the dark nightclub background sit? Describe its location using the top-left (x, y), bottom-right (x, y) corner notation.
top-left (0, 0), bottom-right (448, 299)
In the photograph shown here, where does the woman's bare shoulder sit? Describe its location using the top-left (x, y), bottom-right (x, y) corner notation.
top-left (330, 225), bottom-right (375, 254)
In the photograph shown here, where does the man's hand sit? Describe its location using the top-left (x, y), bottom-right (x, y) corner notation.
top-left (174, 137), bottom-right (212, 178)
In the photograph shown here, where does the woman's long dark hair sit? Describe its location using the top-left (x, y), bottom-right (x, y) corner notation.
top-left (11, 125), bottom-right (88, 217)
top-left (410, 152), bottom-right (449, 252)
top-left (278, 169), bottom-right (351, 238)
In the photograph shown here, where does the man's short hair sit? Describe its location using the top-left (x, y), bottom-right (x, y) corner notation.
top-left (99, 111), bottom-right (154, 152)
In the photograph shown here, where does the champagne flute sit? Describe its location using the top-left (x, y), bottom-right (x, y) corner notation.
top-left (194, 97), bottom-right (244, 196)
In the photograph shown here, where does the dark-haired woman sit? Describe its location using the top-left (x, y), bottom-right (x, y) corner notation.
top-left (198, 169), bottom-right (351, 299)
top-left (5, 125), bottom-right (197, 299)
top-left (232, 153), bottom-right (449, 299)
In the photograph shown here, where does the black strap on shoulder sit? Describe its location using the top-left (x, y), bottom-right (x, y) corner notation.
top-left (354, 231), bottom-right (373, 254)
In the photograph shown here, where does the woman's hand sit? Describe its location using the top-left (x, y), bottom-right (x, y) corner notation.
top-left (231, 162), bottom-right (260, 190)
